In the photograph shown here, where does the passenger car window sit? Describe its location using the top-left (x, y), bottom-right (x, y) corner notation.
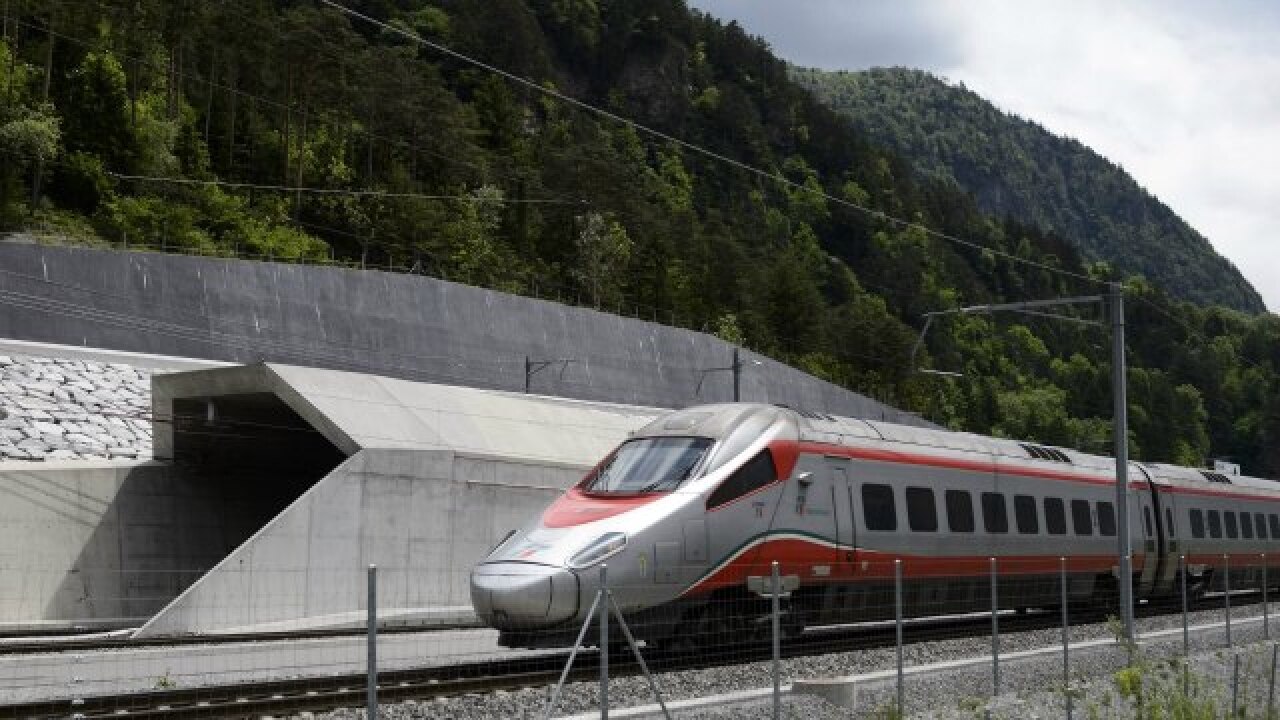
top-left (862, 484), bottom-right (897, 531)
top-left (1014, 495), bottom-right (1038, 534)
top-left (1190, 509), bottom-right (1204, 539)
top-left (706, 449), bottom-right (777, 509)
top-left (982, 492), bottom-right (1008, 534)
top-left (1208, 510), bottom-right (1222, 539)
top-left (1071, 499), bottom-right (1093, 536)
top-left (1258, 513), bottom-right (1269, 540)
top-left (1242, 513), bottom-right (1254, 539)
top-left (1271, 514), bottom-right (1280, 539)
top-left (906, 487), bottom-right (938, 532)
top-left (945, 489), bottom-right (974, 533)
top-left (1044, 497), bottom-right (1067, 535)
top-left (1143, 507), bottom-right (1153, 537)
top-left (1225, 511), bottom-right (1238, 539)
top-left (1167, 507), bottom-right (1175, 537)
top-left (1097, 502), bottom-right (1116, 537)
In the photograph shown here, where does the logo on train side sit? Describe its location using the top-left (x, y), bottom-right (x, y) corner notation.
top-left (753, 501), bottom-right (766, 518)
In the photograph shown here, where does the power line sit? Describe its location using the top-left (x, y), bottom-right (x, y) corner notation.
top-left (319, 0), bottom-right (1107, 291)
top-left (106, 172), bottom-right (585, 204)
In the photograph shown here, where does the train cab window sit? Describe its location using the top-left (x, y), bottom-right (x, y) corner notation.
top-left (1208, 510), bottom-right (1222, 539)
top-left (1167, 508), bottom-right (1176, 537)
top-left (1190, 509), bottom-right (1204, 539)
top-left (1097, 502), bottom-right (1116, 537)
top-left (945, 489), bottom-right (975, 533)
top-left (906, 487), bottom-right (938, 532)
top-left (1014, 495), bottom-right (1038, 534)
top-left (862, 484), bottom-right (897, 531)
top-left (1257, 513), bottom-right (1269, 540)
top-left (1225, 512), bottom-right (1238, 539)
top-left (982, 492), bottom-right (1008, 534)
top-left (706, 449), bottom-right (777, 510)
top-left (1044, 497), bottom-right (1067, 535)
top-left (1271, 515), bottom-right (1280, 539)
top-left (584, 436), bottom-right (715, 494)
top-left (1242, 513), bottom-right (1254, 539)
top-left (1071, 499), bottom-right (1093, 536)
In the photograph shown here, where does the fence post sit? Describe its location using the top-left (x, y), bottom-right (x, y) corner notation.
top-left (1268, 642), bottom-right (1277, 719)
top-left (600, 563), bottom-right (609, 720)
top-left (771, 561), bottom-right (781, 720)
top-left (367, 564), bottom-right (377, 720)
top-left (1061, 556), bottom-right (1071, 719)
top-left (895, 558), bottom-right (904, 718)
top-left (1265, 554), bottom-right (1270, 641)
top-left (1232, 652), bottom-right (1240, 718)
top-left (1181, 555), bottom-right (1190, 659)
top-left (990, 557), bottom-right (1000, 700)
top-left (1225, 554), bottom-right (1232, 648)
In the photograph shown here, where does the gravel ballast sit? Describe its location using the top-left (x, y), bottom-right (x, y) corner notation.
top-left (302, 600), bottom-right (1278, 719)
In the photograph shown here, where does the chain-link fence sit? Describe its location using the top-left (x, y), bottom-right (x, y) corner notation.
top-left (3, 551), bottom-right (1279, 718)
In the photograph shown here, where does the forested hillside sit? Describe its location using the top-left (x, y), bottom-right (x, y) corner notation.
top-left (1, 1), bottom-right (1278, 475)
top-left (792, 66), bottom-right (1266, 314)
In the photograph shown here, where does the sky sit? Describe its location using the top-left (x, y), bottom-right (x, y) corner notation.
top-left (687, 0), bottom-right (1280, 312)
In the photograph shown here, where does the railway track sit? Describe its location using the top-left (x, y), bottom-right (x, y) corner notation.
top-left (0, 593), bottom-right (1259, 719)
top-left (0, 622), bottom-right (479, 656)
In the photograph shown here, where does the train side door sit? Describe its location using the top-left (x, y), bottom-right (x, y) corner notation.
top-left (829, 459), bottom-right (856, 570)
top-left (1133, 466), bottom-right (1162, 596)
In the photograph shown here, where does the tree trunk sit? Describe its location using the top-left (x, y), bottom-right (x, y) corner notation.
top-left (282, 63), bottom-right (292, 186)
top-left (166, 46), bottom-right (176, 118)
top-left (294, 100), bottom-right (307, 219)
top-left (41, 16), bottom-right (53, 101)
top-left (129, 58), bottom-right (138, 131)
top-left (225, 68), bottom-right (237, 174)
top-left (32, 16), bottom-right (55, 212)
top-left (204, 49), bottom-right (215, 144)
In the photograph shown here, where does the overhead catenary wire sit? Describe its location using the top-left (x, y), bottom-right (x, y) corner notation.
top-left (318, 0), bottom-right (1108, 291)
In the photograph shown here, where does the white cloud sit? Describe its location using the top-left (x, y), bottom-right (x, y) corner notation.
top-left (689, 0), bottom-right (1280, 311)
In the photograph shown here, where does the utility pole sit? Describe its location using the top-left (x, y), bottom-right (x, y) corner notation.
top-left (524, 355), bottom-right (576, 394)
top-left (732, 346), bottom-right (741, 402)
top-left (912, 290), bottom-right (1135, 640)
top-left (696, 347), bottom-right (749, 402)
top-left (1110, 283), bottom-right (1134, 638)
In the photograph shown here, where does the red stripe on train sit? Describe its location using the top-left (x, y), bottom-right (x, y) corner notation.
top-left (683, 536), bottom-right (1147, 597)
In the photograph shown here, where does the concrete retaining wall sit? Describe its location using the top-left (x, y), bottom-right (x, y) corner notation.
top-left (0, 243), bottom-right (924, 423)
top-left (0, 461), bottom-right (280, 631)
top-left (136, 449), bottom-right (581, 637)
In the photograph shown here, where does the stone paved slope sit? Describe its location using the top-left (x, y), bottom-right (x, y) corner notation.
top-left (0, 354), bottom-right (151, 460)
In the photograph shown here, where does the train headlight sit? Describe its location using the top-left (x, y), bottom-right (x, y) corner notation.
top-left (568, 532), bottom-right (628, 569)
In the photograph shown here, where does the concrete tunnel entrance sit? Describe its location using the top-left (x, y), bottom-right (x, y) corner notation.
top-left (160, 392), bottom-right (348, 605)
top-left (130, 362), bottom-right (661, 637)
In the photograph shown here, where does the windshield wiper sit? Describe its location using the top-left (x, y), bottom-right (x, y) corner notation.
top-left (635, 459), bottom-right (699, 494)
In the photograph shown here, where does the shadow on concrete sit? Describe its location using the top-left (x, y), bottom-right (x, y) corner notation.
top-left (39, 393), bottom-right (345, 628)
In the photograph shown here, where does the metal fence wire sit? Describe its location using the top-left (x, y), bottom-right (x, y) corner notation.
top-left (2, 553), bottom-right (1280, 718)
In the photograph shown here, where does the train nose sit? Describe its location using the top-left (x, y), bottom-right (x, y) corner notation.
top-left (471, 562), bottom-right (580, 630)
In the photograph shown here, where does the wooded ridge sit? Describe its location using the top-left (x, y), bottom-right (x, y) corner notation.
top-left (1, 0), bottom-right (1277, 475)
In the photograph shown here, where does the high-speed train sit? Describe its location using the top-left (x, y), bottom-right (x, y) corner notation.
top-left (470, 404), bottom-right (1280, 649)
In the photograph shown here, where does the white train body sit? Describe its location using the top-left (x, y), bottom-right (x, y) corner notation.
top-left (470, 404), bottom-right (1280, 647)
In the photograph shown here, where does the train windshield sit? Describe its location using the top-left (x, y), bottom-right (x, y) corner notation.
top-left (580, 437), bottom-right (714, 495)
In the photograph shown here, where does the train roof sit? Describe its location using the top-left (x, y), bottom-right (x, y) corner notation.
top-left (785, 405), bottom-right (1280, 496)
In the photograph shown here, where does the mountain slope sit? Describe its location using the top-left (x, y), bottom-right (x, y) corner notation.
top-left (2, 1), bottom-right (1279, 474)
top-left (792, 66), bottom-right (1265, 314)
